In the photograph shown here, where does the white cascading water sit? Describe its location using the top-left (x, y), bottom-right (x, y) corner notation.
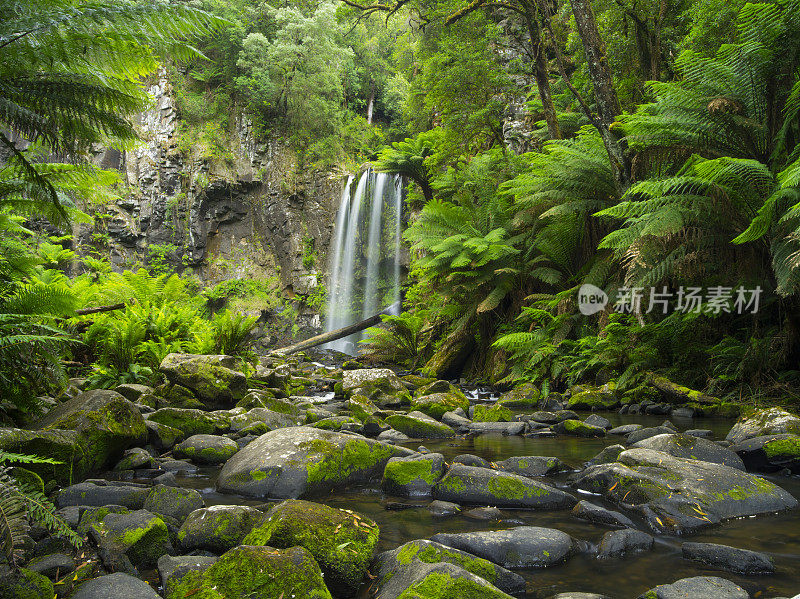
top-left (324, 169), bottom-right (404, 353)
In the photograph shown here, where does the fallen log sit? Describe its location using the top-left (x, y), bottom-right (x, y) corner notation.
top-left (75, 301), bottom-right (130, 316)
top-left (270, 302), bottom-right (400, 356)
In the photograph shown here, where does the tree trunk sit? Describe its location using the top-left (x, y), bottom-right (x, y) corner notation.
top-left (569, 0), bottom-right (630, 190)
top-left (270, 302), bottom-right (400, 356)
top-left (525, 9), bottom-right (561, 139)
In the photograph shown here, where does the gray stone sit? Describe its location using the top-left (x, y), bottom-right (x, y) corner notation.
top-left (113, 448), bottom-right (155, 471)
top-left (597, 528), bottom-right (653, 559)
top-left (431, 526), bottom-right (578, 568)
top-left (584, 414), bottom-right (611, 429)
top-left (626, 426), bottom-right (677, 444)
top-left (26, 552), bottom-right (75, 579)
top-left (442, 411), bottom-right (472, 428)
top-left (637, 576), bottom-right (748, 599)
top-left (726, 407), bottom-right (800, 444)
top-left (70, 573), bottom-right (161, 599)
top-left (157, 554), bottom-right (218, 587)
top-left (587, 445), bottom-right (624, 466)
top-left (428, 500), bottom-right (461, 517)
top-left (571, 500), bottom-right (635, 528)
top-left (607, 424), bottom-right (642, 436)
top-left (730, 433), bottom-right (800, 473)
top-left (377, 429), bottom-right (410, 443)
top-left (173, 434), bottom-right (239, 465)
top-left (682, 541), bottom-right (774, 575)
top-left (453, 454), bottom-right (492, 468)
top-left (496, 456), bottom-right (566, 477)
top-left (468, 421), bottom-right (526, 435)
top-left (143, 484), bottom-right (204, 523)
top-left (373, 560), bottom-right (515, 599)
top-left (56, 481), bottom-right (150, 509)
top-left (632, 433), bottom-right (745, 470)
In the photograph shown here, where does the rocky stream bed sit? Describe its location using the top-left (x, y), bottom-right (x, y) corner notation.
top-left (3, 352), bottom-right (800, 599)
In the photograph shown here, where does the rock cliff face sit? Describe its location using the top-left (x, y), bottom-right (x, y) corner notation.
top-left (83, 72), bottom-right (341, 302)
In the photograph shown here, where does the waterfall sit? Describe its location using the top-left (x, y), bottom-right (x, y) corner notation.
top-left (324, 169), bottom-right (404, 353)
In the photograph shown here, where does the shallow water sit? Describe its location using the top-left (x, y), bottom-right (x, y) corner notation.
top-left (170, 412), bottom-right (800, 599)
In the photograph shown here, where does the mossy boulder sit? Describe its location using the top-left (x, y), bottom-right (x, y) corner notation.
top-left (154, 383), bottom-right (205, 410)
top-left (411, 393), bottom-right (470, 419)
top-left (0, 428), bottom-right (81, 484)
top-left (385, 412), bottom-right (456, 438)
top-left (70, 572), bottom-right (161, 599)
top-left (374, 539), bottom-right (525, 598)
top-left (229, 407), bottom-right (299, 432)
top-left (146, 408), bottom-right (230, 436)
top-left (414, 380), bottom-right (466, 399)
top-left (345, 394), bottom-right (380, 421)
top-left (651, 376), bottom-right (719, 405)
top-left (113, 448), bottom-right (155, 471)
top-left (89, 509), bottom-right (174, 567)
top-left (726, 407), bottom-right (800, 444)
top-left (572, 447), bottom-right (798, 534)
top-left (553, 419), bottom-right (606, 437)
top-left (57, 481), bottom-right (149, 509)
top-left (145, 420), bottom-right (183, 450)
top-left (312, 415), bottom-right (362, 431)
top-left (164, 545), bottom-right (333, 599)
top-left (0, 567), bottom-right (54, 599)
top-left (243, 499), bottom-right (378, 595)
top-left (143, 484), bottom-right (204, 524)
top-left (177, 505), bottom-right (263, 553)
top-left (216, 426), bottom-right (409, 499)
top-left (432, 463), bottom-right (576, 509)
top-left (342, 368), bottom-right (411, 407)
top-left (632, 433), bottom-right (745, 470)
top-left (636, 576), bottom-right (748, 599)
top-left (497, 382), bottom-right (541, 408)
top-left (378, 562), bottom-right (515, 599)
top-left (37, 389), bottom-right (147, 476)
top-left (114, 383), bottom-right (153, 403)
top-left (566, 389), bottom-right (619, 411)
top-left (382, 453), bottom-right (446, 497)
top-left (730, 433), bottom-right (800, 473)
top-left (495, 455), bottom-right (566, 478)
top-left (173, 434), bottom-right (239, 465)
top-left (472, 404), bottom-right (514, 423)
top-left (235, 391), bottom-right (299, 415)
top-left (160, 353), bottom-right (247, 407)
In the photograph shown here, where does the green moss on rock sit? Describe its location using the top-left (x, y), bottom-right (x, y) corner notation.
top-left (243, 499), bottom-right (378, 594)
top-left (396, 571), bottom-right (512, 599)
top-left (472, 404), bottom-right (514, 423)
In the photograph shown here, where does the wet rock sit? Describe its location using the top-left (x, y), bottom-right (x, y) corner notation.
top-left (385, 411), bottom-right (456, 438)
top-left (411, 392), bottom-right (470, 419)
top-left (157, 554), bottom-right (217, 588)
top-left (345, 394), bottom-right (380, 420)
top-left (626, 426), bottom-right (676, 444)
top-left (549, 593), bottom-right (611, 599)
top-left (373, 561), bottom-right (515, 599)
top-left (571, 448), bottom-right (797, 534)
top-left (374, 539), bottom-right (526, 597)
top-left (377, 428), bottom-right (410, 443)
top-left (496, 382), bottom-right (541, 408)
top-left (726, 407), bottom-right (800, 444)
top-left (173, 434), bottom-right (239, 465)
top-left (472, 404), bottom-right (514, 422)
top-left (216, 426), bottom-right (408, 499)
top-left (651, 376), bottom-right (719, 405)
top-left (587, 445), bottom-right (625, 466)
top-left (26, 552), bottom-right (75, 579)
top-left (146, 408), bottom-right (230, 436)
top-left (177, 504), bottom-right (263, 553)
top-left (37, 389), bottom-right (147, 478)
top-left (469, 421), bottom-right (526, 435)
top-left (313, 415), bottom-right (362, 431)
top-left (432, 464), bottom-right (576, 509)
top-left (596, 528), bottom-right (653, 559)
top-left (463, 506), bottom-right (504, 520)
top-left (637, 576), bottom-right (748, 599)
top-left (731, 433), bottom-right (800, 473)
top-left (159, 459), bottom-right (197, 473)
top-left (56, 481), bottom-right (150, 509)
top-left (114, 383), bottom-right (153, 403)
top-left (583, 414), bottom-right (611, 429)
top-left (571, 501), bottom-right (635, 528)
top-left (428, 500), bottom-right (461, 516)
top-left (243, 499), bottom-right (377, 595)
top-left (681, 541), bottom-right (774, 575)
top-left (632, 433), bottom-right (745, 470)
top-left (645, 403), bottom-right (672, 415)
top-left (342, 368), bottom-right (410, 407)
top-left (163, 545), bottom-right (332, 599)
top-left (442, 410), bottom-right (472, 429)
top-left (685, 428), bottom-right (713, 438)
top-left (382, 453), bottom-right (446, 497)
top-left (143, 484), bottom-right (204, 523)
top-left (567, 389), bottom-right (619, 411)
top-left (229, 407), bottom-right (299, 432)
top-left (552, 419), bottom-right (605, 437)
top-left (672, 407), bottom-right (696, 418)
top-left (145, 420), bottom-right (183, 450)
top-left (496, 456), bottom-right (566, 477)
top-left (113, 448), bottom-right (154, 471)
top-left (453, 454), bottom-right (492, 468)
top-left (431, 526), bottom-right (578, 568)
top-left (159, 353), bottom-right (247, 407)
top-left (71, 573), bottom-right (160, 599)
top-left (608, 424), bottom-right (643, 436)
top-left (88, 509), bottom-right (173, 568)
